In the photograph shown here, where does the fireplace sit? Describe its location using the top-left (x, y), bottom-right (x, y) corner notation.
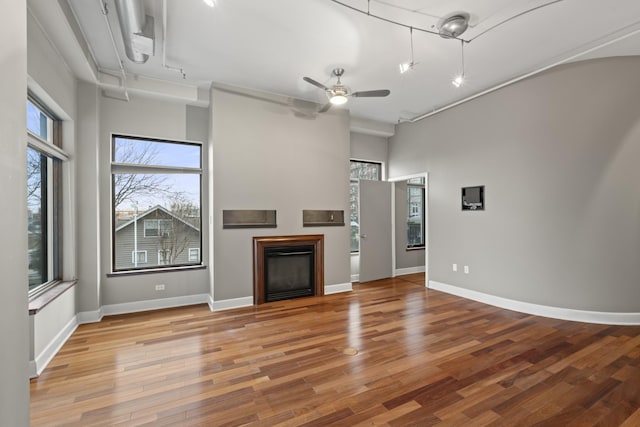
top-left (253, 235), bottom-right (324, 304)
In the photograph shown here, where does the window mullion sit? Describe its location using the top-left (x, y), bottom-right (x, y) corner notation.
top-left (27, 132), bottom-right (69, 162)
top-left (111, 163), bottom-right (201, 174)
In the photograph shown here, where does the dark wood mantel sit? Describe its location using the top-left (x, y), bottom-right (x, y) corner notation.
top-left (252, 234), bottom-right (324, 305)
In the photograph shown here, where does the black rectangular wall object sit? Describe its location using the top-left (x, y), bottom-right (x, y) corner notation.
top-left (302, 210), bottom-right (345, 227)
top-left (461, 186), bottom-right (485, 211)
top-left (223, 210), bottom-right (277, 228)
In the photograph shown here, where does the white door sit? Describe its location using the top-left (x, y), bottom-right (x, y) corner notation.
top-left (359, 179), bottom-right (393, 282)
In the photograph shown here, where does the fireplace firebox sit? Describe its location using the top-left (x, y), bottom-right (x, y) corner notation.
top-left (253, 235), bottom-right (324, 305)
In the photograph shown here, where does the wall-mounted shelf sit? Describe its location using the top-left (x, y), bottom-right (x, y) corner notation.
top-left (223, 210), bottom-right (277, 228)
top-left (302, 210), bottom-right (345, 227)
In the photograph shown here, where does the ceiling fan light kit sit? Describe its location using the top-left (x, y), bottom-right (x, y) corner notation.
top-left (303, 68), bottom-right (390, 112)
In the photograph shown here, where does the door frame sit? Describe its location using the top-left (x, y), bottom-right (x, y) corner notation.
top-left (388, 172), bottom-right (429, 287)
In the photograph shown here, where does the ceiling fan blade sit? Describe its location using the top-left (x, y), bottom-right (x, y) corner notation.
top-left (351, 89), bottom-right (391, 98)
top-left (318, 102), bottom-right (332, 113)
top-left (303, 77), bottom-right (330, 91)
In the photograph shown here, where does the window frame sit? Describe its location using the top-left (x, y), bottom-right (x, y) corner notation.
top-left (158, 249), bottom-right (171, 266)
top-left (110, 134), bottom-right (203, 273)
top-left (132, 250), bottom-right (148, 264)
top-left (143, 218), bottom-right (173, 238)
top-left (27, 96), bottom-right (66, 298)
top-left (406, 178), bottom-right (426, 249)
top-left (188, 247), bottom-right (200, 262)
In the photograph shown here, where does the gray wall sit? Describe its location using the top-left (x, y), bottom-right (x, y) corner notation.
top-left (389, 57), bottom-right (640, 312)
top-left (0, 0), bottom-right (30, 423)
top-left (394, 181), bottom-right (426, 270)
top-left (76, 81), bottom-right (101, 313)
top-left (211, 87), bottom-right (351, 300)
top-left (98, 95), bottom-right (210, 305)
top-left (350, 131), bottom-right (388, 175)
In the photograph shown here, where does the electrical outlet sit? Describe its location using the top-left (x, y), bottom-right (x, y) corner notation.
top-left (155, 284), bottom-right (165, 291)
top-left (452, 263), bottom-right (458, 272)
top-left (464, 265), bottom-right (469, 274)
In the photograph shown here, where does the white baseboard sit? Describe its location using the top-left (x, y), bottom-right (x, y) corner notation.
top-left (325, 282), bottom-right (353, 295)
top-left (210, 296), bottom-right (253, 311)
top-left (101, 294), bottom-right (210, 316)
top-left (30, 315), bottom-right (79, 378)
top-left (207, 294), bottom-right (215, 311)
top-left (351, 274), bottom-right (359, 282)
top-left (394, 266), bottom-right (426, 277)
top-left (76, 308), bottom-right (104, 324)
top-left (429, 280), bottom-right (640, 325)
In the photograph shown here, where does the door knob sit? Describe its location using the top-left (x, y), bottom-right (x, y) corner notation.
top-left (360, 234), bottom-right (367, 238)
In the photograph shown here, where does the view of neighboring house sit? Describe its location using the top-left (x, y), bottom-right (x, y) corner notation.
top-left (114, 205), bottom-right (201, 270)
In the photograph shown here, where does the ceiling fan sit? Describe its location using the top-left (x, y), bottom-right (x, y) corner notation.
top-left (303, 68), bottom-right (390, 113)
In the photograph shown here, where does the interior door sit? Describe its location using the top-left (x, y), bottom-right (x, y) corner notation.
top-left (359, 179), bottom-right (392, 282)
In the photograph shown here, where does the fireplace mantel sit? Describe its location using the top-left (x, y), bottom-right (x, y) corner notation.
top-left (252, 235), bottom-right (324, 305)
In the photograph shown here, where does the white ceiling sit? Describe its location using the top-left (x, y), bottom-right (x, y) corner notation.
top-left (65, 0), bottom-right (640, 123)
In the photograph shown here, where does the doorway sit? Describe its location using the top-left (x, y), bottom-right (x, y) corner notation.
top-left (389, 173), bottom-right (428, 287)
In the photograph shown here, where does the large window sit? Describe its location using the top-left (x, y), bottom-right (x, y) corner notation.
top-left (407, 177), bottom-right (425, 248)
top-left (111, 135), bottom-right (202, 272)
top-left (350, 160), bottom-right (382, 252)
top-left (27, 98), bottom-right (65, 293)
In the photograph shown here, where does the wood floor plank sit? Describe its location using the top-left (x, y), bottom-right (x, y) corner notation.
top-left (30, 274), bottom-right (640, 426)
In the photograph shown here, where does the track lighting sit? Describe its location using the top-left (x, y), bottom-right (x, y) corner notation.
top-left (399, 62), bottom-right (413, 74)
top-left (452, 40), bottom-right (465, 87)
top-left (399, 27), bottom-right (417, 74)
top-left (438, 14), bottom-right (470, 39)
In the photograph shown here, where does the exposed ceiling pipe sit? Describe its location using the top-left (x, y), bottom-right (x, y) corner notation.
top-left (114, 0), bottom-right (152, 64)
top-left (98, 0), bottom-right (129, 101)
top-left (162, 0), bottom-right (186, 79)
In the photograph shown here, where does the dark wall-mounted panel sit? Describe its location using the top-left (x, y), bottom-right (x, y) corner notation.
top-left (303, 210), bottom-right (345, 227)
top-left (462, 186), bottom-right (485, 211)
top-left (223, 210), bottom-right (277, 228)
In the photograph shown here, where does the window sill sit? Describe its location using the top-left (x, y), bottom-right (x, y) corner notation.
top-left (406, 246), bottom-right (426, 251)
top-left (29, 280), bottom-right (77, 315)
top-left (107, 264), bottom-right (207, 278)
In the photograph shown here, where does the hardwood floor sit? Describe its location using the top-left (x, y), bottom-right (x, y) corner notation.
top-left (31, 274), bottom-right (640, 426)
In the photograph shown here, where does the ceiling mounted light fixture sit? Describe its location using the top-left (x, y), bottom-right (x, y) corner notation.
top-left (202, 0), bottom-right (215, 7)
top-left (438, 13), bottom-right (470, 39)
top-left (328, 69), bottom-right (349, 105)
top-left (399, 27), bottom-right (418, 74)
top-left (329, 92), bottom-right (349, 105)
top-left (452, 40), bottom-right (465, 88)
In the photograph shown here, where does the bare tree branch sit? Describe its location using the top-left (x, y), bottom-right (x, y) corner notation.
top-left (113, 140), bottom-right (172, 208)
